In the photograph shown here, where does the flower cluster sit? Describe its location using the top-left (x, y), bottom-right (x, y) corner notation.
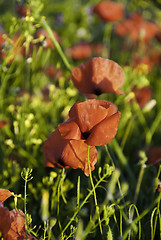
top-left (43, 57), bottom-right (124, 175)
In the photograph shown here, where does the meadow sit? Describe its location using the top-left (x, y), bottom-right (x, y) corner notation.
top-left (0, 0), bottom-right (161, 239)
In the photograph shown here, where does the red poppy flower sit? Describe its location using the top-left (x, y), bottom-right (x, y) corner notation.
top-left (45, 65), bottom-right (62, 79)
top-left (0, 188), bottom-right (12, 202)
top-left (71, 57), bottom-right (124, 95)
top-left (5, 209), bottom-right (37, 240)
top-left (93, 1), bottom-right (124, 22)
top-left (43, 128), bottom-right (97, 176)
top-left (68, 43), bottom-right (92, 60)
top-left (68, 43), bottom-right (106, 60)
top-left (0, 120), bottom-right (9, 128)
top-left (0, 190), bottom-right (37, 240)
top-left (115, 13), bottom-right (159, 42)
top-left (0, 202), bottom-right (11, 238)
top-left (131, 85), bottom-right (152, 107)
top-left (147, 147), bottom-right (161, 166)
top-left (35, 29), bottom-right (60, 50)
top-left (43, 99), bottom-right (120, 175)
top-left (132, 53), bottom-right (160, 73)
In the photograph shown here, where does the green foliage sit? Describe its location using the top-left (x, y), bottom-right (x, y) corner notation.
top-left (0, 0), bottom-right (161, 239)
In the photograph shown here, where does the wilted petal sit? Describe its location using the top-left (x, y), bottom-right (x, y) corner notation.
top-left (0, 189), bottom-right (12, 203)
top-left (6, 209), bottom-right (37, 240)
top-left (62, 140), bottom-right (97, 176)
top-left (58, 119), bottom-right (81, 140)
top-left (71, 57), bottom-right (124, 95)
top-left (69, 99), bottom-right (111, 133)
top-left (86, 111), bottom-right (121, 146)
top-left (0, 202), bottom-right (11, 238)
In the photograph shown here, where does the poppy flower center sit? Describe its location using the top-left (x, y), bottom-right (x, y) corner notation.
top-left (94, 87), bottom-right (102, 95)
top-left (58, 157), bottom-right (66, 167)
top-left (82, 131), bottom-right (91, 140)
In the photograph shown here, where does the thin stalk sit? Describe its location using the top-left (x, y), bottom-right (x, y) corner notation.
top-left (41, 19), bottom-right (71, 73)
top-left (87, 145), bottom-right (102, 234)
top-left (60, 165), bottom-right (111, 237)
top-left (104, 145), bottom-right (124, 201)
top-left (57, 168), bottom-right (65, 232)
top-left (152, 166), bottom-right (161, 239)
top-left (109, 138), bottom-right (136, 183)
top-left (24, 176), bottom-right (28, 239)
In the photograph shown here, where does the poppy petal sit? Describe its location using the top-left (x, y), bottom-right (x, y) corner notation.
top-left (69, 99), bottom-right (111, 133)
top-left (43, 128), bottom-right (67, 168)
top-left (0, 189), bottom-right (12, 203)
top-left (58, 119), bottom-right (81, 140)
top-left (86, 111), bottom-right (121, 146)
top-left (62, 140), bottom-right (97, 176)
top-left (0, 202), bottom-right (11, 237)
top-left (71, 57), bottom-right (124, 95)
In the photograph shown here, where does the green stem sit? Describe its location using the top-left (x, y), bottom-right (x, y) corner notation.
top-left (41, 19), bottom-right (71, 73)
top-left (24, 177), bottom-right (28, 239)
top-left (130, 162), bottom-right (145, 222)
top-left (104, 145), bottom-right (125, 203)
top-left (60, 165), bottom-right (111, 237)
top-left (87, 145), bottom-right (102, 234)
top-left (109, 138), bottom-right (136, 184)
top-left (153, 166), bottom-right (161, 239)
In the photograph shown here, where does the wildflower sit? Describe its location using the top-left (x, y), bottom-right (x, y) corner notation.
top-left (45, 65), bottom-right (62, 79)
top-left (93, 1), bottom-right (124, 22)
top-left (68, 43), bottom-right (106, 60)
top-left (147, 147), bottom-right (161, 166)
top-left (0, 202), bottom-right (11, 238)
top-left (43, 127), bottom-right (97, 176)
top-left (0, 120), bottom-right (9, 128)
top-left (71, 57), bottom-right (124, 95)
top-left (115, 13), bottom-right (159, 42)
top-left (43, 99), bottom-right (120, 175)
top-left (68, 43), bottom-right (92, 60)
top-left (132, 52), bottom-right (160, 73)
top-left (131, 85), bottom-right (152, 107)
top-left (35, 28), bottom-right (60, 50)
top-left (0, 188), bottom-right (12, 203)
top-left (0, 189), bottom-right (37, 240)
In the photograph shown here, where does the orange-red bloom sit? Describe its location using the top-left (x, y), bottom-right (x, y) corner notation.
top-left (132, 53), bottom-right (160, 73)
top-left (43, 99), bottom-right (120, 175)
top-left (68, 43), bottom-right (106, 60)
top-left (131, 85), bottom-right (152, 107)
top-left (68, 43), bottom-right (92, 60)
top-left (35, 29), bottom-right (60, 50)
top-left (147, 147), bottom-right (161, 166)
top-left (93, 1), bottom-right (124, 22)
top-left (0, 189), bottom-right (37, 240)
top-left (0, 202), bottom-right (11, 238)
top-left (115, 13), bottom-right (159, 42)
top-left (0, 188), bottom-right (12, 202)
top-left (0, 120), bottom-right (9, 128)
top-left (71, 57), bottom-right (124, 95)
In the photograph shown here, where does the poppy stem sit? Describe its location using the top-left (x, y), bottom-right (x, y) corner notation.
top-left (87, 145), bottom-right (103, 234)
top-left (41, 18), bottom-right (72, 73)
